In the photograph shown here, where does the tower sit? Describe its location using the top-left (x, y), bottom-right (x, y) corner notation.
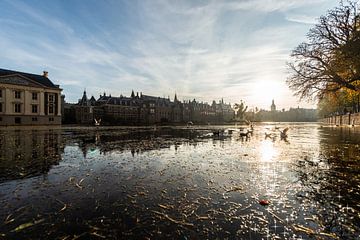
top-left (174, 93), bottom-right (178, 102)
top-left (271, 99), bottom-right (276, 112)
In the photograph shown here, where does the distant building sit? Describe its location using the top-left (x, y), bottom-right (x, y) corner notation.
top-left (74, 90), bottom-right (96, 124)
top-left (68, 90), bottom-right (235, 125)
top-left (0, 68), bottom-right (62, 125)
top-left (249, 100), bottom-right (317, 122)
top-left (271, 99), bottom-right (276, 112)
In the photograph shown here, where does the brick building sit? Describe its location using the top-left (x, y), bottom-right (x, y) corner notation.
top-left (69, 90), bottom-right (235, 125)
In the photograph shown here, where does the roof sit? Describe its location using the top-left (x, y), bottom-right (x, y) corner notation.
top-left (141, 94), bottom-right (171, 105)
top-left (0, 68), bottom-right (59, 88)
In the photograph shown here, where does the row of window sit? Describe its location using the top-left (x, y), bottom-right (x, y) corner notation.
top-left (0, 90), bottom-right (56, 101)
top-left (0, 103), bottom-right (40, 113)
top-left (12, 91), bottom-right (38, 100)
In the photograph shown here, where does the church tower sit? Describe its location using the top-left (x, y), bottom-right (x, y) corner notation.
top-left (174, 93), bottom-right (178, 103)
top-left (271, 99), bottom-right (276, 112)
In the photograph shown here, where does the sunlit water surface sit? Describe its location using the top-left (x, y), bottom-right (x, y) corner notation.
top-left (0, 123), bottom-right (359, 239)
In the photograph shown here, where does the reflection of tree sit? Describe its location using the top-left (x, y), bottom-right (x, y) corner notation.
top-left (292, 127), bottom-right (360, 238)
top-left (0, 129), bottom-right (64, 182)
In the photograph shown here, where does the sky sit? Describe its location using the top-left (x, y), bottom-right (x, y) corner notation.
top-left (0, 0), bottom-right (339, 110)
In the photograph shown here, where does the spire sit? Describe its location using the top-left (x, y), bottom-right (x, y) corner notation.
top-left (174, 93), bottom-right (178, 102)
top-left (131, 90), bottom-right (135, 98)
top-left (221, 98), bottom-right (224, 104)
top-left (271, 99), bottom-right (276, 112)
top-left (80, 89), bottom-right (88, 106)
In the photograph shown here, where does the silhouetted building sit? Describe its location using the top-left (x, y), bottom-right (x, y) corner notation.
top-left (248, 100), bottom-right (317, 122)
top-left (271, 99), bottom-right (276, 112)
top-left (74, 90), bottom-right (96, 124)
top-left (68, 90), bottom-right (235, 125)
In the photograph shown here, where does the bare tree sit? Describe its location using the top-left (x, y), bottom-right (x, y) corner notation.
top-left (287, 0), bottom-right (360, 100)
top-left (233, 101), bottom-right (248, 120)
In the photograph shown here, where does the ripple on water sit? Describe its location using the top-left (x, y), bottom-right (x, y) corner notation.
top-left (0, 123), bottom-right (359, 239)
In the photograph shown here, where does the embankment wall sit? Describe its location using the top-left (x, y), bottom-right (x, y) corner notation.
top-left (321, 113), bottom-right (360, 125)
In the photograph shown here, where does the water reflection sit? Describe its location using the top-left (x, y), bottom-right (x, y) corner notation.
top-left (0, 129), bottom-right (63, 182)
top-left (291, 126), bottom-right (360, 238)
top-left (259, 140), bottom-right (277, 162)
top-left (74, 127), bottom-right (211, 158)
top-left (0, 124), bottom-right (359, 239)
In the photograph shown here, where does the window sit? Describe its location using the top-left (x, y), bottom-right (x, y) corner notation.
top-left (49, 94), bottom-right (54, 102)
top-left (49, 105), bottom-right (54, 114)
top-left (0, 89), bottom-right (2, 98)
top-left (14, 103), bottom-right (21, 113)
top-left (32, 92), bottom-right (38, 100)
top-left (49, 117), bottom-right (54, 122)
top-left (0, 117), bottom-right (2, 121)
top-left (32, 117), bottom-right (38, 122)
top-left (14, 91), bottom-right (21, 99)
top-left (15, 117), bottom-right (21, 124)
top-left (150, 109), bottom-right (155, 114)
top-left (32, 105), bottom-right (38, 113)
top-left (0, 103), bottom-right (2, 112)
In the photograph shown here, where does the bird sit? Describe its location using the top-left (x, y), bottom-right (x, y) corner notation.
top-left (240, 130), bottom-right (251, 138)
top-left (94, 118), bottom-right (101, 126)
top-left (279, 127), bottom-right (289, 139)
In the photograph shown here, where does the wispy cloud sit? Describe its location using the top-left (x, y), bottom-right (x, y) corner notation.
top-left (285, 13), bottom-right (318, 24)
top-left (0, 0), bottom-right (337, 108)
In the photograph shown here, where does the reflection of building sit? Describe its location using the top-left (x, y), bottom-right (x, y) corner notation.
top-left (0, 68), bottom-right (62, 125)
top-left (0, 129), bottom-right (64, 182)
top-left (68, 90), bottom-right (235, 125)
top-left (76, 127), bottom-right (202, 157)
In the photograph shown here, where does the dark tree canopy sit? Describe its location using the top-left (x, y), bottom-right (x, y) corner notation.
top-left (287, 0), bottom-right (360, 100)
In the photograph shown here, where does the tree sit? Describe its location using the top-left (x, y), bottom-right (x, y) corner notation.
top-left (287, 1), bottom-right (360, 100)
top-left (233, 101), bottom-right (248, 120)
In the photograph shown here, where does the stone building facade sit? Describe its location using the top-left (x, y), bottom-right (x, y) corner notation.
top-left (0, 68), bottom-right (62, 126)
top-left (69, 90), bottom-right (235, 125)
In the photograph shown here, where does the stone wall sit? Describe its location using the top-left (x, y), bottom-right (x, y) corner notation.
top-left (321, 113), bottom-right (360, 125)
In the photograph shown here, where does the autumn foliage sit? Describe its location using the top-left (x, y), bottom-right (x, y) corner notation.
top-left (287, 1), bottom-right (360, 115)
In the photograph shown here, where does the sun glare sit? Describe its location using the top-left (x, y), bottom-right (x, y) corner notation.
top-left (259, 141), bottom-right (277, 162)
top-left (249, 81), bottom-right (283, 108)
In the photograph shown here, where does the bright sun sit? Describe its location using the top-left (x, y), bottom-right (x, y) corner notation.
top-left (248, 80), bottom-right (284, 108)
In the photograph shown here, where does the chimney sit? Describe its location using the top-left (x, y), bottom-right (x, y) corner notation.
top-left (43, 71), bottom-right (48, 78)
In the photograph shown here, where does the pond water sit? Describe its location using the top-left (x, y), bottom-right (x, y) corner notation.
top-left (0, 123), bottom-right (359, 239)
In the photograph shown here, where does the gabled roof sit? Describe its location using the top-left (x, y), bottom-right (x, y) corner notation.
top-left (0, 68), bottom-right (59, 88)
